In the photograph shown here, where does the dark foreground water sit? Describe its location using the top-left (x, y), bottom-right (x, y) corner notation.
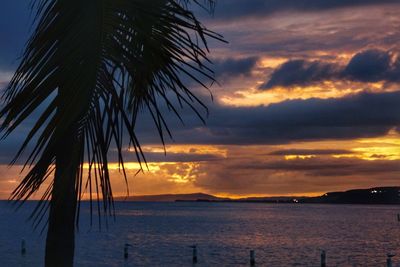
top-left (1, 201), bottom-right (400, 266)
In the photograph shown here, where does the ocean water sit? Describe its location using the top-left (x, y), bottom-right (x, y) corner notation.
top-left (1, 201), bottom-right (400, 266)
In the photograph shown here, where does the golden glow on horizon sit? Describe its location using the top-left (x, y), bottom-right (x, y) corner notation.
top-left (215, 191), bottom-right (324, 199)
top-left (79, 191), bottom-right (326, 200)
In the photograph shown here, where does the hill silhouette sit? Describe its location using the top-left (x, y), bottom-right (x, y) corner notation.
top-left (115, 187), bottom-right (400, 204)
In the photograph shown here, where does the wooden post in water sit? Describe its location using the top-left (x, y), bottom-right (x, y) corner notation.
top-left (124, 243), bottom-right (132, 260)
top-left (387, 253), bottom-right (395, 267)
top-left (21, 239), bottom-right (26, 255)
top-left (321, 250), bottom-right (326, 267)
top-left (250, 250), bottom-right (255, 266)
top-left (192, 245), bottom-right (198, 264)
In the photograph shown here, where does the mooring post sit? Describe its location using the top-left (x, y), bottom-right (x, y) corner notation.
top-left (192, 245), bottom-right (198, 264)
top-left (250, 250), bottom-right (255, 266)
top-left (321, 250), bottom-right (326, 267)
top-left (387, 253), bottom-right (395, 267)
top-left (21, 239), bottom-right (26, 255)
top-left (124, 243), bottom-right (132, 260)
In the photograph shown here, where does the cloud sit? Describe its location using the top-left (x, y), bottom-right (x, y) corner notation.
top-left (178, 56), bottom-right (259, 89)
top-left (342, 49), bottom-right (394, 82)
top-left (269, 149), bottom-right (353, 156)
top-left (262, 49), bottom-right (400, 89)
top-left (206, 0), bottom-right (400, 21)
top-left (119, 151), bottom-right (224, 163)
top-left (212, 57), bottom-right (258, 80)
top-left (135, 91), bottom-right (400, 145)
top-left (260, 60), bottom-right (339, 89)
top-left (241, 157), bottom-right (400, 177)
top-left (192, 155), bottom-right (400, 195)
top-left (2, 90), bottom-right (400, 165)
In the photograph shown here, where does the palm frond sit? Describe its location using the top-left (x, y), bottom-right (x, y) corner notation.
top-left (0, 0), bottom-right (225, 226)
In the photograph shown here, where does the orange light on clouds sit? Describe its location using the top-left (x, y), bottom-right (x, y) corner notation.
top-left (285, 155), bottom-right (316, 160)
top-left (219, 81), bottom-right (393, 107)
top-left (271, 129), bottom-right (400, 162)
top-left (134, 144), bottom-right (228, 158)
top-left (258, 57), bottom-right (288, 69)
top-left (167, 162), bottom-right (200, 184)
top-left (334, 129), bottom-right (400, 161)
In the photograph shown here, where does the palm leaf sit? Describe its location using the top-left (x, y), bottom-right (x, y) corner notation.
top-left (0, 0), bottom-right (225, 226)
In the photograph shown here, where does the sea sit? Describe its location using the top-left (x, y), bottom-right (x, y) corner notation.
top-left (1, 201), bottom-right (400, 266)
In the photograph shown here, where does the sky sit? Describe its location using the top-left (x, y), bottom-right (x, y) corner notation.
top-left (0, 1), bottom-right (400, 199)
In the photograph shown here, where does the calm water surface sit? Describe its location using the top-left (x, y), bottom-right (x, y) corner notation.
top-left (1, 201), bottom-right (400, 266)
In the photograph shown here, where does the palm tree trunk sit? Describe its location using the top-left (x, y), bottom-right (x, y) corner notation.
top-left (45, 124), bottom-right (79, 267)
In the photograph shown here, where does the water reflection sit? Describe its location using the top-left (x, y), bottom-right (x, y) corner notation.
top-left (1, 202), bottom-right (399, 266)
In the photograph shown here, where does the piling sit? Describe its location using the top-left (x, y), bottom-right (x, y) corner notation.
top-left (387, 253), bottom-right (395, 267)
top-left (321, 250), bottom-right (326, 267)
top-left (250, 250), bottom-right (255, 266)
top-left (21, 239), bottom-right (26, 255)
top-left (124, 244), bottom-right (132, 259)
top-left (192, 245), bottom-right (198, 264)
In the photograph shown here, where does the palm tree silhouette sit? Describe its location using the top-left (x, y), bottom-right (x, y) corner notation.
top-left (0, 0), bottom-right (224, 266)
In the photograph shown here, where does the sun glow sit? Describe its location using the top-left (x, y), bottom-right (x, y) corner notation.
top-left (82, 162), bottom-right (162, 172)
top-left (167, 163), bottom-right (200, 184)
top-left (133, 144), bottom-right (228, 158)
top-left (285, 155), bottom-right (315, 160)
top-left (219, 81), bottom-right (392, 107)
top-left (333, 129), bottom-right (400, 161)
top-left (258, 57), bottom-right (288, 69)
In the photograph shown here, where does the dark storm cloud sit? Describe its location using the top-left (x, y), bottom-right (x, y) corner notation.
top-left (269, 149), bottom-right (353, 156)
top-left (0, 141), bottom-right (224, 165)
top-left (262, 49), bottom-right (400, 89)
top-left (240, 157), bottom-right (400, 177)
top-left (136, 91), bottom-right (400, 145)
top-left (115, 151), bottom-right (224, 163)
top-left (208, 0), bottom-right (399, 21)
top-left (2, 91), bottom-right (399, 163)
top-left (241, 158), bottom-right (353, 172)
top-left (342, 50), bottom-right (393, 82)
top-left (212, 57), bottom-right (258, 80)
top-left (180, 56), bottom-right (258, 87)
top-left (260, 60), bottom-right (339, 89)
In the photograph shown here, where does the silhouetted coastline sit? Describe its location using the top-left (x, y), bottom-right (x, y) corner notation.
top-left (112, 187), bottom-right (400, 204)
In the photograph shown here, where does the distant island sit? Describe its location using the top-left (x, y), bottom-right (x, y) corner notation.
top-left (114, 187), bottom-right (400, 204)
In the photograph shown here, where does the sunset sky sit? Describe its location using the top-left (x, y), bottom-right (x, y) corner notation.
top-left (0, 1), bottom-right (400, 199)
